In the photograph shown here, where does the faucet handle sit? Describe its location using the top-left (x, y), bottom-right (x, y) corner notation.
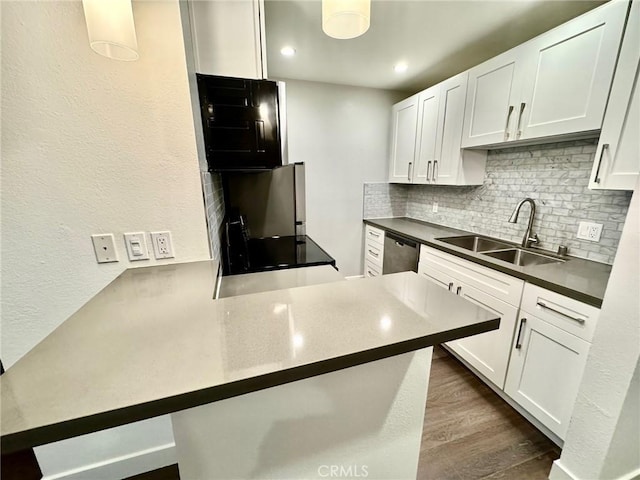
top-left (529, 234), bottom-right (539, 245)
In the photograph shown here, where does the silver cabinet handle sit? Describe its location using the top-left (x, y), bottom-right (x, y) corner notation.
top-left (433, 160), bottom-right (438, 182)
top-left (448, 282), bottom-right (454, 291)
top-left (367, 270), bottom-right (375, 277)
top-left (368, 249), bottom-right (379, 257)
top-left (369, 231), bottom-right (380, 238)
top-left (515, 318), bottom-right (527, 349)
top-left (426, 161), bottom-right (432, 183)
top-left (593, 143), bottom-right (609, 185)
top-left (504, 105), bottom-right (514, 141)
top-left (407, 162), bottom-right (412, 181)
top-left (537, 301), bottom-right (586, 324)
top-left (456, 286), bottom-right (462, 295)
top-left (516, 102), bottom-right (526, 139)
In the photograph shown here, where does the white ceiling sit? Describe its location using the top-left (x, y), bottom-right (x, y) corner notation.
top-left (264, 0), bottom-right (607, 94)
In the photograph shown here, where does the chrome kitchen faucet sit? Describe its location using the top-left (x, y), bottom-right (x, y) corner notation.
top-left (509, 198), bottom-right (539, 248)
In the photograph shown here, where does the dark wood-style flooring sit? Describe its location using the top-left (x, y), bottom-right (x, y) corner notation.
top-left (126, 346), bottom-right (559, 480)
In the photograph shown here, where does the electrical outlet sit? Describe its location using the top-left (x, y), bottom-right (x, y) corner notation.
top-left (150, 231), bottom-right (174, 259)
top-left (91, 234), bottom-right (118, 263)
top-left (123, 232), bottom-right (150, 261)
top-left (577, 222), bottom-right (603, 242)
top-left (432, 202), bottom-right (438, 213)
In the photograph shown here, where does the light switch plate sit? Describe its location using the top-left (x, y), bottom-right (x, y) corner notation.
top-left (123, 232), bottom-right (150, 261)
top-left (91, 234), bottom-right (118, 263)
top-left (150, 231), bottom-right (174, 259)
top-left (432, 202), bottom-right (438, 213)
top-left (577, 221), bottom-right (603, 242)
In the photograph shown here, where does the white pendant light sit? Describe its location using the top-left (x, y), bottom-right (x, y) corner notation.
top-left (82, 0), bottom-right (139, 61)
top-left (322, 0), bottom-right (371, 40)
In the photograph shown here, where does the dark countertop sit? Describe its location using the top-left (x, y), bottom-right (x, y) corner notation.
top-left (364, 217), bottom-right (611, 307)
top-left (0, 261), bottom-right (498, 453)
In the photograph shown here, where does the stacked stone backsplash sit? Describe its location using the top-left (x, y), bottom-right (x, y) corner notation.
top-left (364, 139), bottom-right (632, 264)
top-left (201, 172), bottom-right (226, 261)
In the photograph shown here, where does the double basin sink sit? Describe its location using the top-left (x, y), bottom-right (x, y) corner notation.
top-left (436, 235), bottom-right (565, 267)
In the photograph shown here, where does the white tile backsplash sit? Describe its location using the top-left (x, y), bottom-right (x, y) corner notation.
top-left (364, 139), bottom-right (632, 264)
top-left (201, 172), bottom-right (225, 261)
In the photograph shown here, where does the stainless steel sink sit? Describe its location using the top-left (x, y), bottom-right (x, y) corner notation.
top-left (436, 235), bottom-right (513, 252)
top-left (482, 248), bottom-right (565, 266)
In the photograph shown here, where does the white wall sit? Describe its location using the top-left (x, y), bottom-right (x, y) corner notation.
top-left (282, 79), bottom-right (404, 277)
top-left (550, 177), bottom-right (640, 480)
top-left (1, 0), bottom-right (209, 477)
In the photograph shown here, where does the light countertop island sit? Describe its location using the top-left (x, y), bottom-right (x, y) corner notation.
top-left (1, 260), bottom-right (499, 478)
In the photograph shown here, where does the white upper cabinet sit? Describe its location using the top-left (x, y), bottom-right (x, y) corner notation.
top-left (388, 94), bottom-right (420, 183)
top-left (462, 49), bottom-right (524, 147)
top-left (413, 86), bottom-right (440, 184)
top-left (183, 0), bottom-right (267, 79)
top-left (389, 73), bottom-right (486, 185)
top-left (462, 0), bottom-right (628, 148)
top-left (590, 0), bottom-right (640, 191)
top-left (434, 72), bottom-right (486, 185)
top-left (518, 1), bottom-right (628, 140)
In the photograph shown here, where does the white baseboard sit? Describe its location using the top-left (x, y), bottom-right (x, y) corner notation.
top-left (42, 443), bottom-right (176, 480)
top-left (550, 458), bottom-right (640, 480)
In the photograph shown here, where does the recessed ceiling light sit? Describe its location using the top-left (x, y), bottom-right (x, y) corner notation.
top-left (280, 46), bottom-right (296, 57)
top-left (394, 62), bottom-right (408, 73)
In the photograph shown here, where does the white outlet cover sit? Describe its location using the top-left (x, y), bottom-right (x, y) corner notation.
top-left (91, 234), bottom-right (118, 263)
top-left (123, 232), bottom-right (150, 261)
top-left (577, 221), bottom-right (603, 242)
top-left (150, 231), bottom-right (174, 259)
top-left (432, 202), bottom-right (438, 213)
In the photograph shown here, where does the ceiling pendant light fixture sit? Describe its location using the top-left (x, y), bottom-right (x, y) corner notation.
top-left (82, 0), bottom-right (139, 61)
top-left (322, 0), bottom-right (371, 40)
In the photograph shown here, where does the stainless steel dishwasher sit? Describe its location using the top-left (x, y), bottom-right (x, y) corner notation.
top-left (383, 231), bottom-right (419, 274)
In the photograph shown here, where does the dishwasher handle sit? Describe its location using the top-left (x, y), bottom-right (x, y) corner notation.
top-left (384, 231), bottom-right (417, 249)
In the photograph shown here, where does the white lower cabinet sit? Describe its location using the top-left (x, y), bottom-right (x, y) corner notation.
top-left (363, 225), bottom-right (384, 277)
top-left (504, 283), bottom-right (599, 440)
top-left (417, 243), bottom-right (601, 442)
top-left (504, 313), bottom-right (590, 440)
top-left (418, 246), bottom-right (523, 389)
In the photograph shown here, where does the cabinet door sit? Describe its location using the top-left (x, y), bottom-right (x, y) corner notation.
top-left (590, 0), bottom-right (640, 191)
top-left (461, 48), bottom-right (524, 147)
top-left (518, 1), bottom-right (628, 140)
top-left (447, 283), bottom-right (519, 389)
top-left (434, 72), bottom-right (468, 185)
top-left (388, 95), bottom-right (419, 183)
top-left (413, 86), bottom-right (440, 184)
top-left (505, 314), bottom-right (590, 440)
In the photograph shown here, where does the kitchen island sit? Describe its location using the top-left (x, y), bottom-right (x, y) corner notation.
top-left (1, 260), bottom-right (499, 478)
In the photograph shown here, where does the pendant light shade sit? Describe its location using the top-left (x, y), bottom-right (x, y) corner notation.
top-left (322, 0), bottom-right (370, 40)
top-left (82, 0), bottom-right (139, 61)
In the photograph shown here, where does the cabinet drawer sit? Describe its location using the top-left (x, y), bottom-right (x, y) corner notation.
top-left (364, 260), bottom-right (381, 278)
top-left (418, 261), bottom-right (455, 291)
top-left (420, 246), bottom-right (524, 306)
top-left (365, 225), bottom-right (385, 247)
top-left (521, 283), bottom-right (600, 342)
top-left (364, 242), bottom-right (383, 268)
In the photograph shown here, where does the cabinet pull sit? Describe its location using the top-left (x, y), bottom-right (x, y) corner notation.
top-left (433, 160), bottom-right (438, 182)
top-left (456, 286), bottom-right (462, 295)
top-left (504, 105), bottom-right (514, 141)
top-left (369, 231), bottom-right (380, 238)
top-left (592, 143), bottom-right (609, 185)
top-left (515, 318), bottom-right (527, 349)
top-left (516, 102), bottom-right (526, 139)
top-left (536, 301), bottom-right (586, 324)
top-left (367, 270), bottom-right (375, 277)
top-left (448, 282), bottom-right (454, 291)
top-left (368, 249), bottom-right (379, 257)
top-left (426, 161), bottom-right (432, 182)
top-left (407, 162), bottom-right (413, 181)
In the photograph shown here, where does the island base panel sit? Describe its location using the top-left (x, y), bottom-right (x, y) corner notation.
top-left (171, 348), bottom-right (432, 479)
